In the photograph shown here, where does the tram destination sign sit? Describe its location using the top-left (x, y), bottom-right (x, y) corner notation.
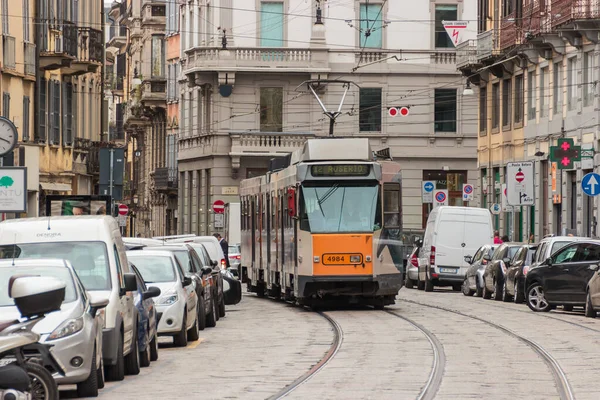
top-left (310, 164), bottom-right (370, 177)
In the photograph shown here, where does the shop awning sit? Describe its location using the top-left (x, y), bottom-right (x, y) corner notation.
top-left (39, 182), bottom-right (72, 192)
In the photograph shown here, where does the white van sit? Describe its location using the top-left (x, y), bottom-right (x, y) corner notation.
top-left (0, 216), bottom-right (140, 381)
top-left (418, 206), bottom-right (494, 292)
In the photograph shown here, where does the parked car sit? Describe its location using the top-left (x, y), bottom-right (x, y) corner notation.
top-left (462, 244), bottom-right (496, 297)
top-left (404, 244), bottom-right (421, 289)
top-left (0, 216), bottom-right (140, 382)
top-left (504, 244), bottom-right (537, 303)
top-left (228, 244), bottom-right (241, 273)
top-left (525, 241), bottom-right (600, 312)
top-left (0, 259), bottom-right (108, 397)
top-left (418, 206), bottom-right (494, 291)
top-left (482, 243), bottom-right (522, 301)
top-left (123, 238), bottom-right (164, 251)
top-left (126, 250), bottom-right (200, 347)
top-left (585, 260), bottom-right (600, 318)
top-left (129, 263), bottom-right (161, 367)
top-left (141, 245), bottom-right (217, 329)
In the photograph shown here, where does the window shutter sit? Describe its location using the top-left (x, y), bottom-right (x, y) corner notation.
top-left (22, 96), bottom-right (30, 141)
top-left (38, 79), bottom-right (47, 142)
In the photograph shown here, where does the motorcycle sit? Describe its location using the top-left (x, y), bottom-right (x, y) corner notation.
top-left (0, 275), bottom-right (67, 400)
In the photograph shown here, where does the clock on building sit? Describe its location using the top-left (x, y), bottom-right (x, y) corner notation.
top-left (0, 116), bottom-right (18, 157)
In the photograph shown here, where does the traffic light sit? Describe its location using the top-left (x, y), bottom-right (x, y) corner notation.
top-left (550, 138), bottom-right (581, 169)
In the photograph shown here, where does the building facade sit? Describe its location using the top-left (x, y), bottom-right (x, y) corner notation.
top-left (458, 0), bottom-right (600, 241)
top-left (178, 0), bottom-right (480, 235)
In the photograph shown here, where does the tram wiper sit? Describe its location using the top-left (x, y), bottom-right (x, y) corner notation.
top-left (317, 184), bottom-right (339, 205)
top-left (314, 188), bottom-right (325, 217)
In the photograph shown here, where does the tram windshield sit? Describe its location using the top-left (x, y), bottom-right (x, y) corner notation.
top-left (299, 183), bottom-right (381, 233)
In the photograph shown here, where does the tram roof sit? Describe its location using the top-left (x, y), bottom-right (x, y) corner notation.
top-left (298, 138), bottom-right (371, 163)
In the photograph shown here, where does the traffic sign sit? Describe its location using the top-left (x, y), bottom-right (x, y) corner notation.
top-left (462, 184), bottom-right (474, 201)
top-left (550, 138), bottom-right (581, 169)
top-left (118, 204), bottom-right (129, 216)
top-left (582, 172), bottom-right (600, 196)
top-left (506, 162), bottom-right (534, 206)
top-left (490, 203), bottom-right (501, 215)
top-left (443, 20), bottom-right (468, 47)
top-left (213, 200), bottom-right (225, 214)
top-left (433, 189), bottom-right (448, 208)
top-left (388, 106), bottom-right (410, 117)
top-left (422, 181), bottom-right (435, 204)
top-left (214, 213), bottom-right (224, 228)
top-left (117, 215), bottom-right (127, 227)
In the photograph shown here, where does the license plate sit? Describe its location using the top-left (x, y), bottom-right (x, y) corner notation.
top-left (322, 254), bottom-right (362, 265)
top-left (439, 268), bottom-right (458, 274)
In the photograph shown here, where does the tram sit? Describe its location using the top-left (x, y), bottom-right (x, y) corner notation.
top-left (239, 138), bottom-right (404, 308)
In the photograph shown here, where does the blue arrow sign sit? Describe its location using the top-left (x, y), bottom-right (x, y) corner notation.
top-left (582, 172), bottom-right (600, 196)
top-left (424, 182), bottom-right (434, 192)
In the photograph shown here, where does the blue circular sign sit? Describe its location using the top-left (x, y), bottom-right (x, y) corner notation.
top-left (582, 172), bottom-right (600, 197)
top-left (435, 191), bottom-right (447, 202)
top-left (424, 182), bottom-right (434, 192)
top-left (464, 185), bottom-right (473, 194)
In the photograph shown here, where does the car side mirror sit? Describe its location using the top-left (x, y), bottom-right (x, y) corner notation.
top-left (544, 257), bottom-right (553, 267)
top-left (201, 266), bottom-right (213, 276)
top-left (123, 273), bottom-right (138, 293)
top-left (483, 255), bottom-right (491, 261)
top-left (211, 260), bottom-right (218, 267)
top-left (503, 257), bottom-right (511, 265)
top-left (182, 276), bottom-right (193, 287)
top-left (464, 255), bottom-right (472, 264)
top-left (143, 286), bottom-right (161, 300)
top-left (89, 293), bottom-right (109, 317)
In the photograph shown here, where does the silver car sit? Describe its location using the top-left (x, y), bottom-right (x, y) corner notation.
top-left (0, 259), bottom-right (109, 397)
top-left (228, 244), bottom-right (241, 275)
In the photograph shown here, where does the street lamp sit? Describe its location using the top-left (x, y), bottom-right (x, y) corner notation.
top-left (132, 67), bottom-right (142, 87)
top-left (463, 81), bottom-right (474, 96)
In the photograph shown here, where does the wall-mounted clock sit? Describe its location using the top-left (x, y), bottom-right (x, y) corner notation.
top-left (0, 116), bottom-right (18, 157)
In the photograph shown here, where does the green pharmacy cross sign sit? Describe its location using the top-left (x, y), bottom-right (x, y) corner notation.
top-left (550, 138), bottom-right (581, 169)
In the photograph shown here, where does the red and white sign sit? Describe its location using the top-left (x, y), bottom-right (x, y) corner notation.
top-left (515, 170), bottom-right (525, 183)
top-left (388, 107), bottom-right (410, 117)
top-left (462, 184), bottom-right (474, 201)
top-left (213, 200), bottom-right (225, 214)
top-left (118, 204), bottom-right (129, 216)
top-left (433, 190), bottom-right (448, 208)
top-left (443, 20), bottom-right (469, 47)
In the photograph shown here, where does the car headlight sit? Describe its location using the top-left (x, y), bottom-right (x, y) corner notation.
top-left (158, 294), bottom-right (178, 305)
top-left (48, 317), bottom-right (84, 340)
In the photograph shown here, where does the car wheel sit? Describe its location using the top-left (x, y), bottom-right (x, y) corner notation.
top-left (494, 278), bottom-right (504, 301)
top-left (173, 313), bottom-right (188, 347)
top-left (514, 280), bottom-right (525, 304)
top-left (502, 279), bottom-right (513, 302)
top-left (526, 283), bottom-right (552, 312)
top-left (462, 278), bottom-right (474, 296)
top-left (206, 296), bottom-right (217, 328)
top-left (139, 328), bottom-right (151, 368)
top-left (149, 334), bottom-right (159, 362)
top-left (417, 276), bottom-right (425, 290)
top-left (405, 274), bottom-right (415, 289)
top-left (197, 296), bottom-right (207, 331)
top-left (585, 291), bottom-right (596, 318)
top-left (475, 280), bottom-right (483, 297)
top-left (104, 333), bottom-right (125, 381)
top-left (76, 343), bottom-right (99, 398)
top-left (424, 274), bottom-right (434, 292)
top-left (482, 281), bottom-right (492, 299)
top-left (187, 311), bottom-right (200, 341)
top-left (97, 356), bottom-right (105, 389)
top-left (219, 294), bottom-right (226, 318)
top-left (124, 324), bottom-right (140, 375)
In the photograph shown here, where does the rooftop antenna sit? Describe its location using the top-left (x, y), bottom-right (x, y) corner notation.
top-left (296, 80), bottom-right (359, 136)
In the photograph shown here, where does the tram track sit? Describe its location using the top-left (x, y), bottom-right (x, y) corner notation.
top-left (268, 311), bottom-right (343, 400)
top-left (401, 298), bottom-right (575, 400)
top-left (384, 311), bottom-right (445, 400)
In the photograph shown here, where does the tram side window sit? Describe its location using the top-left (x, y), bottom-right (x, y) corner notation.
top-left (383, 183), bottom-right (401, 228)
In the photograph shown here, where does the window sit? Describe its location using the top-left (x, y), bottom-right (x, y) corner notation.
top-left (72, 84), bottom-right (77, 138)
top-left (260, 87), bottom-right (283, 132)
top-left (260, 2), bottom-right (284, 47)
top-left (63, 83), bottom-right (73, 145)
top-left (151, 35), bottom-right (165, 78)
top-left (502, 79), bottom-right (511, 128)
top-left (1, 0), bottom-right (8, 34)
top-left (434, 88), bottom-right (457, 132)
top-left (567, 57), bottom-right (577, 111)
top-left (166, 0), bottom-right (179, 35)
top-left (528, 71), bottom-right (536, 120)
top-left (167, 64), bottom-right (174, 101)
top-left (514, 74), bottom-right (523, 123)
top-left (359, 88), bottom-right (382, 132)
top-left (540, 67), bottom-right (547, 117)
top-left (23, 0), bottom-right (29, 41)
top-left (435, 5), bottom-right (457, 48)
top-left (49, 81), bottom-right (60, 144)
top-left (492, 82), bottom-right (500, 130)
top-left (478, 0), bottom-right (488, 33)
top-left (383, 183), bottom-right (401, 228)
top-left (175, 64), bottom-right (180, 99)
top-left (359, 3), bottom-right (383, 49)
top-left (2, 92), bottom-right (9, 119)
top-left (584, 52), bottom-right (594, 107)
top-left (37, 79), bottom-right (47, 141)
top-left (203, 85), bottom-right (212, 132)
top-left (553, 61), bottom-right (562, 115)
top-left (22, 96), bottom-right (30, 141)
top-left (479, 86), bottom-right (487, 135)
top-left (553, 244), bottom-right (578, 264)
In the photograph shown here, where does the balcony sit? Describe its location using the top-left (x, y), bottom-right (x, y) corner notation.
top-left (24, 42), bottom-right (36, 77)
top-left (142, 2), bottom-right (166, 27)
top-left (153, 167), bottom-right (178, 193)
top-left (107, 25), bottom-right (127, 49)
top-left (2, 35), bottom-right (15, 70)
top-left (124, 101), bottom-right (150, 131)
top-left (63, 27), bottom-right (103, 75)
top-left (522, 0), bottom-right (544, 37)
top-left (140, 79), bottom-right (167, 106)
top-left (551, 0), bottom-right (600, 28)
top-left (456, 40), bottom-right (479, 70)
top-left (228, 132), bottom-right (315, 170)
top-left (500, 13), bottom-right (522, 50)
top-left (39, 22), bottom-right (78, 70)
top-left (476, 30), bottom-right (501, 61)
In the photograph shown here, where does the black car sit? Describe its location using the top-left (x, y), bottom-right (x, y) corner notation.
top-left (504, 244), bottom-right (537, 303)
top-left (525, 241), bottom-right (600, 312)
top-left (463, 244), bottom-right (496, 297)
top-left (482, 243), bottom-right (522, 301)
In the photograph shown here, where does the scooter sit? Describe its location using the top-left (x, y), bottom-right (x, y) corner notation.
top-left (0, 275), bottom-right (67, 400)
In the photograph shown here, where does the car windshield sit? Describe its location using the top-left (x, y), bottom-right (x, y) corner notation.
top-left (128, 255), bottom-right (177, 283)
top-left (228, 245), bottom-right (240, 254)
top-left (0, 242), bottom-right (111, 291)
top-left (508, 247), bottom-right (520, 258)
top-left (299, 183), bottom-right (382, 233)
top-left (0, 266), bottom-right (77, 307)
top-left (551, 241), bottom-right (571, 255)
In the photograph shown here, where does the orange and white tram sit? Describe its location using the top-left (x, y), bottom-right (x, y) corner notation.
top-left (239, 138), bottom-right (403, 308)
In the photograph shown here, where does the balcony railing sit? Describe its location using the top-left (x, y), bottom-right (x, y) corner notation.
top-left (477, 30), bottom-right (501, 61)
top-left (552, 0), bottom-right (600, 27)
top-left (24, 42), bottom-right (36, 76)
top-left (522, 0), bottom-right (543, 36)
top-left (140, 80), bottom-right (166, 104)
top-left (500, 13), bottom-right (522, 50)
top-left (2, 35), bottom-right (15, 70)
top-left (456, 40), bottom-right (478, 69)
top-left (142, 3), bottom-right (166, 25)
top-left (184, 47), bottom-right (320, 70)
top-left (153, 167), bottom-right (178, 191)
top-left (229, 132), bottom-right (315, 158)
top-left (78, 27), bottom-right (103, 63)
top-left (40, 22), bottom-right (77, 57)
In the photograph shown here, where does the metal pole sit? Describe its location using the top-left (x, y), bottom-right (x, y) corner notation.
top-left (109, 149), bottom-right (114, 197)
top-left (328, 117), bottom-right (335, 137)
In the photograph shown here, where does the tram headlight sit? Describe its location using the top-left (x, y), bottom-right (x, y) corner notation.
top-left (350, 255), bottom-right (361, 263)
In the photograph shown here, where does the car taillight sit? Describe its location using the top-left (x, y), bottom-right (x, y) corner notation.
top-left (221, 259), bottom-right (226, 269)
top-left (430, 246), bottom-right (435, 266)
top-left (410, 254), bottom-right (418, 267)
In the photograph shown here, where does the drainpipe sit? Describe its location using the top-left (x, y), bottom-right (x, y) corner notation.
top-left (101, 4), bottom-right (106, 143)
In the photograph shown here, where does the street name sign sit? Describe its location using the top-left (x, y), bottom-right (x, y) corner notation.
top-left (582, 172), bottom-right (600, 197)
top-left (506, 162), bottom-right (534, 206)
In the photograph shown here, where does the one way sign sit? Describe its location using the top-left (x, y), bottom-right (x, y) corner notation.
top-left (582, 172), bottom-right (600, 197)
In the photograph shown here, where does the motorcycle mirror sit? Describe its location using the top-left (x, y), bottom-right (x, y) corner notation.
top-left (10, 276), bottom-right (66, 318)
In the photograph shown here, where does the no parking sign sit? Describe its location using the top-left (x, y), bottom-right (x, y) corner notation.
top-left (433, 190), bottom-right (448, 208)
top-left (462, 184), bottom-right (474, 201)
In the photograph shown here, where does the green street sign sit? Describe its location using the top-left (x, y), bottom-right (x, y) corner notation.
top-left (549, 138), bottom-right (581, 169)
